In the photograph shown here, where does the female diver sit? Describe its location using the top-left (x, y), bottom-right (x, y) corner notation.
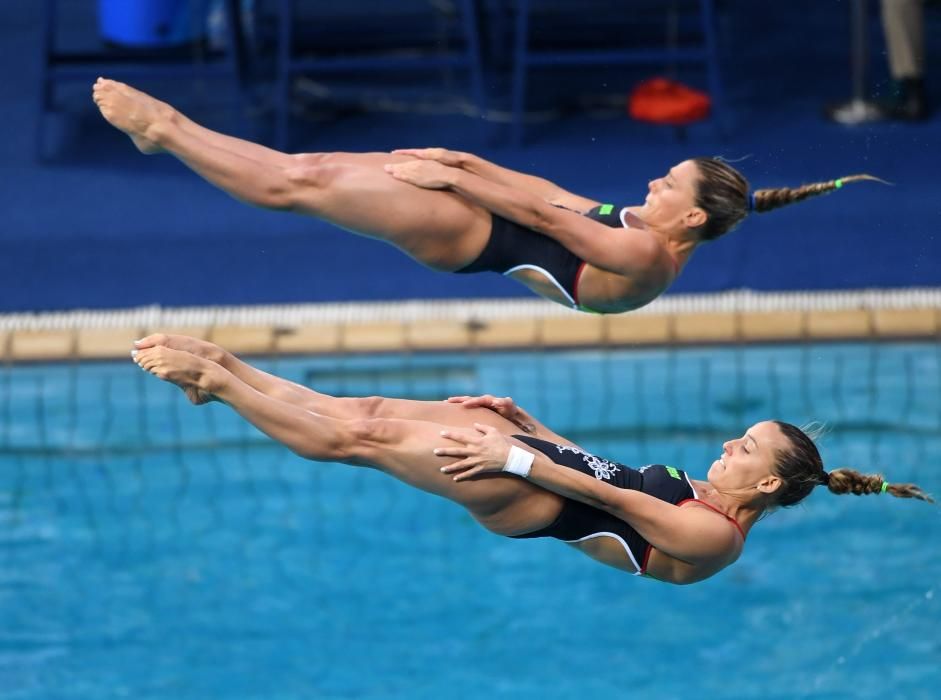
top-left (93, 78), bottom-right (880, 313)
top-left (131, 334), bottom-right (932, 585)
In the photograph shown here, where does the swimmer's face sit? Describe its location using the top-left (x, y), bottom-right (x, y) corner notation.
top-left (707, 421), bottom-right (785, 497)
top-left (641, 159), bottom-right (707, 232)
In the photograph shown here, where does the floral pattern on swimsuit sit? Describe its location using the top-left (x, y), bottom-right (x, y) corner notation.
top-left (554, 444), bottom-right (621, 481)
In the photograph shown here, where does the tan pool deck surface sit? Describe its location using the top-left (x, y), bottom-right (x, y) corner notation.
top-left (1, 306), bottom-right (938, 363)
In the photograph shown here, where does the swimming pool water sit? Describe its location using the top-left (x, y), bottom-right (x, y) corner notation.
top-left (1, 342), bottom-right (939, 699)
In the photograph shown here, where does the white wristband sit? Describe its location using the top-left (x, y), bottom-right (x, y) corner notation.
top-left (503, 445), bottom-right (535, 478)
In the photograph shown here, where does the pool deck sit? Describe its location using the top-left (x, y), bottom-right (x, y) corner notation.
top-left (2, 294), bottom-right (939, 362)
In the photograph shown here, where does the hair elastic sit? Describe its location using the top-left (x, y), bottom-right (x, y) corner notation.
top-left (834, 179), bottom-right (843, 189)
top-left (880, 481), bottom-right (889, 494)
top-left (746, 192), bottom-right (757, 212)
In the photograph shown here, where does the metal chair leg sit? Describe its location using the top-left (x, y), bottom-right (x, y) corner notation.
top-left (275, 0), bottom-right (293, 150)
top-left (36, 0), bottom-right (58, 160)
top-left (511, 0), bottom-right (531, 146)
top-left (699, 0), bottom-right (724, 137)
top-left (459, 0), bottom-right (488, 128)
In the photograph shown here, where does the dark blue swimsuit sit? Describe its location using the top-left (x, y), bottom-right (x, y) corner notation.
top-left (509, 435), bottom-right (700, 575)
top-left (455, 204), bottom-right (627, 311)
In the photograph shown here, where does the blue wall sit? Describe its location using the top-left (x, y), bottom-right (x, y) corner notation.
top-left (2, 2), bottom-right (939, 312)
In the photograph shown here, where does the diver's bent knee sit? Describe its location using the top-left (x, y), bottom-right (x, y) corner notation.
top-left (291, 152), bottom-right (330, 167)
top-left (355, 396), bottom-right (387, 418)
top-left (334, 417), bottom-right (397, 463)
top-left (283, 163), bottom-right (345, 212)
top-left (291, 431), bottom-right (347, 463)
top-left (292, 418), bottom-right (389, 463)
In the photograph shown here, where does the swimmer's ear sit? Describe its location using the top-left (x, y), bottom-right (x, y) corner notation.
top-left (683, 207), bottom-right (707, 229)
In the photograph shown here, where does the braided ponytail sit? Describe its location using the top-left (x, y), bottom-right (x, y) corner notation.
top-left (690, 157), bottom-right (888, 241)
top-left (826, 468), bottom-right (934, 503)
top-left (771, 421), bottom-right (935, 507)
top-left (751, 174), bottom-right (889, 214)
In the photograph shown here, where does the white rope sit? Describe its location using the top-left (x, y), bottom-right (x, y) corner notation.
top-left (1, 288), bottom-right (939, 331)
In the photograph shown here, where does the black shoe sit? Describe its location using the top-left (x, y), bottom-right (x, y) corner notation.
top-left (879, 77), bottom-right (929, 120)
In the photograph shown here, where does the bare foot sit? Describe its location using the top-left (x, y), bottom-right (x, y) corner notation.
top-left (132, 346), bottom-right (224, 406)
top-left (134, 334), bottom-right (227, 404)
top-left (92, 78), bottom-right (174, 154)
top-left (135, 333), bottom-right (226, 365)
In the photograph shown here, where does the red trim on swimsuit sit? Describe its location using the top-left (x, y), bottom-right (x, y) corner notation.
top-left (572, 261), bottom-right (588, 306)
top-left (640, 543), bottom-right (653, 574)
top-left (677, 498), bottom-right (746, 540)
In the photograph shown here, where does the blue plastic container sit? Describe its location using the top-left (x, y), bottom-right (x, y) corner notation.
top-left (99, 0), bottom-right (202, 48)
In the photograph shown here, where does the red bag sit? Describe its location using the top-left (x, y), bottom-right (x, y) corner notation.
top-left (628, 77), bottom-right (711, 125)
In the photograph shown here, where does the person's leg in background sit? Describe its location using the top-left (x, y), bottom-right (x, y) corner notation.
top-left (825, 0), bottom-right (928, 124)
top-left (880, 0), bottom-right (928, 119)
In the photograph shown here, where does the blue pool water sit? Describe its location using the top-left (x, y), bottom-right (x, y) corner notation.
top-left (1, 342), bottom-right (939, 699)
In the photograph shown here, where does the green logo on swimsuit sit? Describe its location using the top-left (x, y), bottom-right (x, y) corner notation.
top-left (598, 204), bottom-right (614, 216)
top-left (665, 466), bottom-right (681, 480)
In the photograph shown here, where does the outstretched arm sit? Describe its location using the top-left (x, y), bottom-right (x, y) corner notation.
top-left (393, 148), bottom-right (601, 211)
top-left (386, 160), bottom-right (667, 280)
top-left (436, 425), bottom-right (738, 568)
